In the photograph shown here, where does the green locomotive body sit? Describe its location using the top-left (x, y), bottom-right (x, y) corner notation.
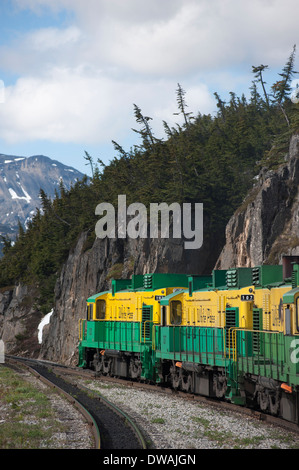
top-left (78, 259), bottom-right (299, 424)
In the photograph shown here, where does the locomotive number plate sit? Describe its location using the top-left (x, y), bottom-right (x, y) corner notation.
top-left (241, 294), bottom-right (254, 301)
top-left (155, 295), bottom-right (165, 301)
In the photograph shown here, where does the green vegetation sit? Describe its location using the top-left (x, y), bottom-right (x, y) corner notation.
top-left (0, 366), bottom-right (65, 448)
top-left (0, 48), bottom-right (298, 313)
top-left (151, 417), bottom-right (165, 424)
top-left (106, 263), bottom-right (124, 280)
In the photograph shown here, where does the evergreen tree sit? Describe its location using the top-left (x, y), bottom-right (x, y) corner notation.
top-left (132, 104), bottom-right (156, 148)
top-left (252, 64), bottom-right (270, 109)
top-left (175, 83), bottom-right (194, 128)
top-left (0, 49), bottom-right (297, 312)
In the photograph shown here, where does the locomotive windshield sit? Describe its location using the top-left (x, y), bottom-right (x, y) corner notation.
top-left (170, 300), bottom-right (182, 325)
top-left (96, 299), bottom-right (106, 319)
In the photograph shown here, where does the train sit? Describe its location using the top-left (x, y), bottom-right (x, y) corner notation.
top-left (78, 256), bottom-right (299, 424)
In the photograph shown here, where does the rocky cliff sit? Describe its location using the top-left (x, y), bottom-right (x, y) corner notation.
top-left (0, 215), bottom-right (220, 363)
top-left (0, 284), bottom-right (42, 357)
top-left (4, 134), bottom-right (299, 365)
top-left (216, 134), bottom-right (299, 269)
top-left (39, 226), bottom-right (219, 365)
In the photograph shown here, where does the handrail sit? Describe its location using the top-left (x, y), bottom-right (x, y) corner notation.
top-left (79, 318), bottom-right (85, 341)
top-left (230, 328), bottom-right (280, 362)
top-left (140, 320), bottom-right (153, 343)
top-left (227, 327), bottom-right (243, 360)
top-left (80, 318), bottom-right (158, 350)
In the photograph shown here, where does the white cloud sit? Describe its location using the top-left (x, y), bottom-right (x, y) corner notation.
top-left (12, 0), bottom-right (299, 75)
top-left (0, 69), bottom-right (124, 143)
top-left (0, 26), bottom-right (82, 76)
top-left (27, 26), bottom-right (81, 52)
top-left (0, 69), bottom-right (214, 145)
top-left (0, 0), bottom-right (298, 148)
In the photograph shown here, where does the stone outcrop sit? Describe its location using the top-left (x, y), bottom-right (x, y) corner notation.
top-left (0, 202), bottom-right (220, 364)
top-left (0, 284), bottom-right (42, 357)
top-left (5, 135), bottom-right (299, 365)
top-left (38, 227), bottom-right (219, 365)
top-left (216, 134), bottom-right (299, 269)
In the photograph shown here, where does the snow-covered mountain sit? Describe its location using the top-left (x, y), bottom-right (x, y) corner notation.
top-left (0, 154), bottom-right (86, 254)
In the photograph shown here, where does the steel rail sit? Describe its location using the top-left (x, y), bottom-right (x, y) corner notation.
top-left (77, 382), bottom-right (147, 450)
top-left (6, 355), bottom-right (147, 449)
top-left (8, 355), bottom-right (299, 438)
top-left (5, 357), bottom-right (101, 449)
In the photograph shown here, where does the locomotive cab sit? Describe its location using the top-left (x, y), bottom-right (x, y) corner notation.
top-left (283, 263), bottom-right (299, 335)
top-left (78, 273), bottom-right (191, 379)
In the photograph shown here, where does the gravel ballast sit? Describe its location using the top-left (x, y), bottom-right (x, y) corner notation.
top-left (78, 378), bottom-right (299, 449)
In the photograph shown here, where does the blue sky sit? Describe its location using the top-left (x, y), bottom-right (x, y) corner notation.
top-left (0, 0), bottom-right (298, 176)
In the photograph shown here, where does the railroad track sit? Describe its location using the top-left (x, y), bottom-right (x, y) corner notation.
top-left (6, 356), bottom-right (147, 450)
top-left (7, 356), bottom-right (299, 445)
top-left (45, 359), bottom-right (299, 436)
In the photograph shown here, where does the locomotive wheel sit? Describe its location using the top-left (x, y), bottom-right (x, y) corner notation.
top-left (258, 389), bottom-right (269, 412)
top-left (181, 371), bottom-right (192, 392)
top-left (269, 391), bottom-right (280, 416)
top-left (129, 357), bottom-right (142, 379)
top-left (92, 351), bottom-right (103, 375)
top-left (170, 364), bottom-right (180, 390)
top-left (213, 373), bottom-right (227, 398)
top-left (102, 356), bottom-right (112, 376)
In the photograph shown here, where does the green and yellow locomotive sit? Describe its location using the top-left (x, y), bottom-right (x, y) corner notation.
top-left (78, 259), bottom-right (299, 424)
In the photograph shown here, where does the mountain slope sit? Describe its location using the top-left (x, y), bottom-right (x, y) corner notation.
top-left (0, 154), bottom-right (85, 250)
top-left (215, 134), bottom-right (299, 268)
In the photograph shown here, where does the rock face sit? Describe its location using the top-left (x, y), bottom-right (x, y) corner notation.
top-left (0, 185), bottom-right (221, 363)
top-left (0, 284), bottom-right (42, 357)
top-left (39, 227), bottom-right (220, 365)
top-left (216, 134), bottom-right (299, 269)
top-left (6, 136), bottom-right (299, 365)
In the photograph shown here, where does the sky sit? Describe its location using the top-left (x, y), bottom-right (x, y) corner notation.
top-left (0, 0), bottom-right (298, 176)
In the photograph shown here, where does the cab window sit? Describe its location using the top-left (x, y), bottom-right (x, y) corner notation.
top-left (96, 299), bottom-right (106, 319)
top-left (161, 306), bottom-right (167, 326)
top-left (170, 300), bottom-right (182, 325)
top-left (296, 298), bottom-right (299, 332)
top-left (86, 304), bottom-right (93, 320)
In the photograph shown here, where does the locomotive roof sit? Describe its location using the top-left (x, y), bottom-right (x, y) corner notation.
top-left (86, 263), bottom-right (298, 302)
top-left (160, 289), bottom-right (187, 305)
top-left (87, 291), bottom-right (110, 302)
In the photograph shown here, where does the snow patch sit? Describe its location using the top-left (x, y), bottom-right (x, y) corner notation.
top-left (8, 186), bottom-right (32, 203)
top-left (38, 309), bottom-right (53, 344)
